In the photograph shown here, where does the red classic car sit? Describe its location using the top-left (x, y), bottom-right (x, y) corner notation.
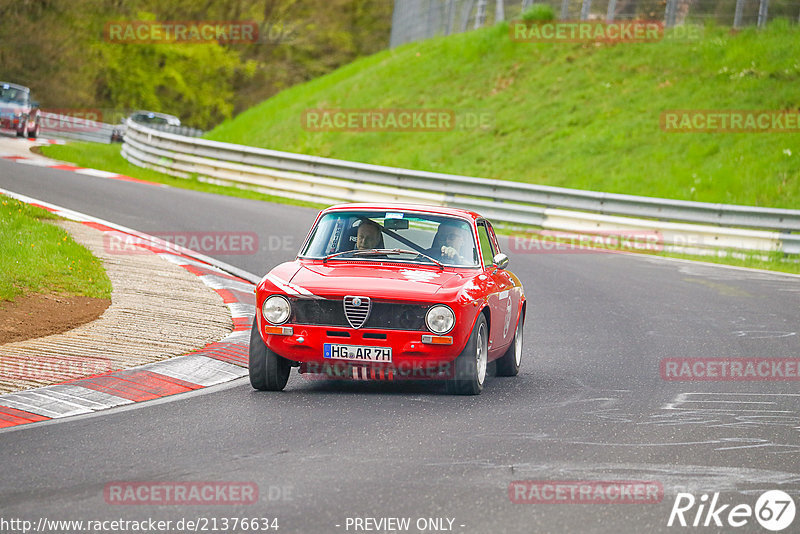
top-left (249, 203), bottom-right (526, 394)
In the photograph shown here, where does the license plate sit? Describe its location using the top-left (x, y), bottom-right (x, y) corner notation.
top-left (323, 343), bottom-right (392, 362)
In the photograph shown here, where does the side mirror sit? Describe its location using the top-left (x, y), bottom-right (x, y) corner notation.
top-left (492, 253), bottom-right (509, 270)
top-left (31, 101), bottom-right (39, 109)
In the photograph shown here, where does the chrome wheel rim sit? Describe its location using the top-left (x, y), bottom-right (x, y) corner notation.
top-left (514, 320), bottom-right (523, 367)
top-left (476, 323), bottom-right (487, 385)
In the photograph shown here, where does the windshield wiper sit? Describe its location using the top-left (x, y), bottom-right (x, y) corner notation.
top-left (322, 248), bottom-right (445, 269)
top-left (352, 248), bottom-right (444, 270)
top-left (322, 250), bottom-right (359, 263)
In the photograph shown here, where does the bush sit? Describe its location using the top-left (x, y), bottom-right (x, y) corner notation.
top-left (521, 4), bottom-right (556, 22)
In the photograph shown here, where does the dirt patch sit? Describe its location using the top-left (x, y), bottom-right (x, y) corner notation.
top-left (0, 294), bottom-right (110, 344)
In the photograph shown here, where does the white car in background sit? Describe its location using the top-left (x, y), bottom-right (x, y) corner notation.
top-left (111, 110), bottom-right (182, 142)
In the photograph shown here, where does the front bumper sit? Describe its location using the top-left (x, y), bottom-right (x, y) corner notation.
top-left (0, 117), bottom-right (21, 131)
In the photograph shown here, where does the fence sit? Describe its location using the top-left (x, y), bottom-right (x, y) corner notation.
top-left (390, 0), bottom-right (800, 47)
top-left (121, 119), bottom-right (800, 257)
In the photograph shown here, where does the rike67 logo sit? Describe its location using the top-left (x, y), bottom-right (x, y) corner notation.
top-left (668, 490), bottom-right (796, 531)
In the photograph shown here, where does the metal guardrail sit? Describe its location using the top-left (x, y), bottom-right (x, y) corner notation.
top-left (141, 122), bottom-right (204, 138)
top-left (38, 114), bottom-right (204, 144)
top-left (39, 112), bottom-right (117, 144)
top-left (121, 120), bottom-right (800, 256)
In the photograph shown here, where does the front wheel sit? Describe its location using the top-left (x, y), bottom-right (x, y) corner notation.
top-left (446, 314), bottom-right (488, 395)
top-left (496, 313), bottom-right (523, 377)
top-left (29, 121), bottom-right (39, 139)
top-left (249, 320), bottom-right (291, 391)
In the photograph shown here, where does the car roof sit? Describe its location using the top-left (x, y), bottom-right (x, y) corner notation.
top-left (0, 82), bottom-right (30, 92)
top-left (322, 203), bottom-right (483, 221)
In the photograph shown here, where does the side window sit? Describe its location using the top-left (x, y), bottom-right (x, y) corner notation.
top-left (487, 222), bottom-right (501, 254)
top-left (477, 221), bottom-right (495, 267)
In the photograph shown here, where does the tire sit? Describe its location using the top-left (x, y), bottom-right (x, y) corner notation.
top-left (29, 121), bottom-right (39, 139)
top-left (16, 121), bottom-right (27, 138)
top-left (249, 320), bottom-right (291, 391)
top-left (446, 314), bottom-right (488, 395)
top-left (496, 313), bottom-right (523, 377)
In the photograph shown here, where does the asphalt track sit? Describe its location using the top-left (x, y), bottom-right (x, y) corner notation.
top-left (1, 145), bottom-right (799, 533)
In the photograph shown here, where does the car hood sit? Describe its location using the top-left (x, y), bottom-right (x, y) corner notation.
top-left (285, 263), bottom-right (466, 301)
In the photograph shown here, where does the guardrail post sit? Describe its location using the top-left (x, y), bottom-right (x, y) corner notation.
top-left (460, 0), bottom-right (477, 31)
top-left (781, 234), bottom-right (800, 255)
top-left (664, 0), bottom-right (678, 28)
top-left (606, 0), bottom-right (617, 22)
top-left (757, 0), bottom-right (769, 27)
top-left (474, 0), bottom-right (488, 28)
top-left (495, 0), bottom-right (505, 22)
top-left (580, 0), bottom-right (592, 20)
top-left (560, 0), bottom-right (569, 19)
top-left (733, 0), bottom-right (745, 28)
top-left (424, 0), bottom-right (435, 38)
top-left (444, 0), bottom-right (455, 34)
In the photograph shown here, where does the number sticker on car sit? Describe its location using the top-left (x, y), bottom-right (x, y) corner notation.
top-left (323, 343), bottom-right (392, 362)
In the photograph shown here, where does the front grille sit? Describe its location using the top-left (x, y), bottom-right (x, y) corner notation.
top-left (292, 299), bottom-right (346, 326)
top-left (344, 296), bottom-right (371, 328)
top-left (291, 298), bottom-right (428, 331)
top-left (367, 302), bottom-right (427, 331)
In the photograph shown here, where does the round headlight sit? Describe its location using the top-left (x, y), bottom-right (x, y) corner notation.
top-left (426, 305), bottom-right (455, 334)
top-left (262, 295), bottom-right (291, 325)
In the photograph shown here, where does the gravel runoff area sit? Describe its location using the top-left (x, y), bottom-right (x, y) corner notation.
top-left (0, 220), bottom-right (233, 394)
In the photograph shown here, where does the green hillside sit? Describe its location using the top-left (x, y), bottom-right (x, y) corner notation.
top-left (206, 19), bottom-right (800, 209)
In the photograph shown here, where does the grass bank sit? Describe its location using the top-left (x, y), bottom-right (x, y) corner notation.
top-left (205, 20), bottom-right (800, 209)
top-left (0, 197), bottom-right (112, 301)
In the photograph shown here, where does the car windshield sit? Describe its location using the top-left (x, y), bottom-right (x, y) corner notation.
top-left (300, 210), bottom-right (479, 267)
top-left (0, 86), bottom-right (28, 104)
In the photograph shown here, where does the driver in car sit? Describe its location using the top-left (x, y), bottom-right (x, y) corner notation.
top-left (356, 220), bottom-right (382, 250)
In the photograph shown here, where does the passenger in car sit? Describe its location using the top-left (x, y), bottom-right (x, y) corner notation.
top-left (428, 221), bottom-right (472, 263)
